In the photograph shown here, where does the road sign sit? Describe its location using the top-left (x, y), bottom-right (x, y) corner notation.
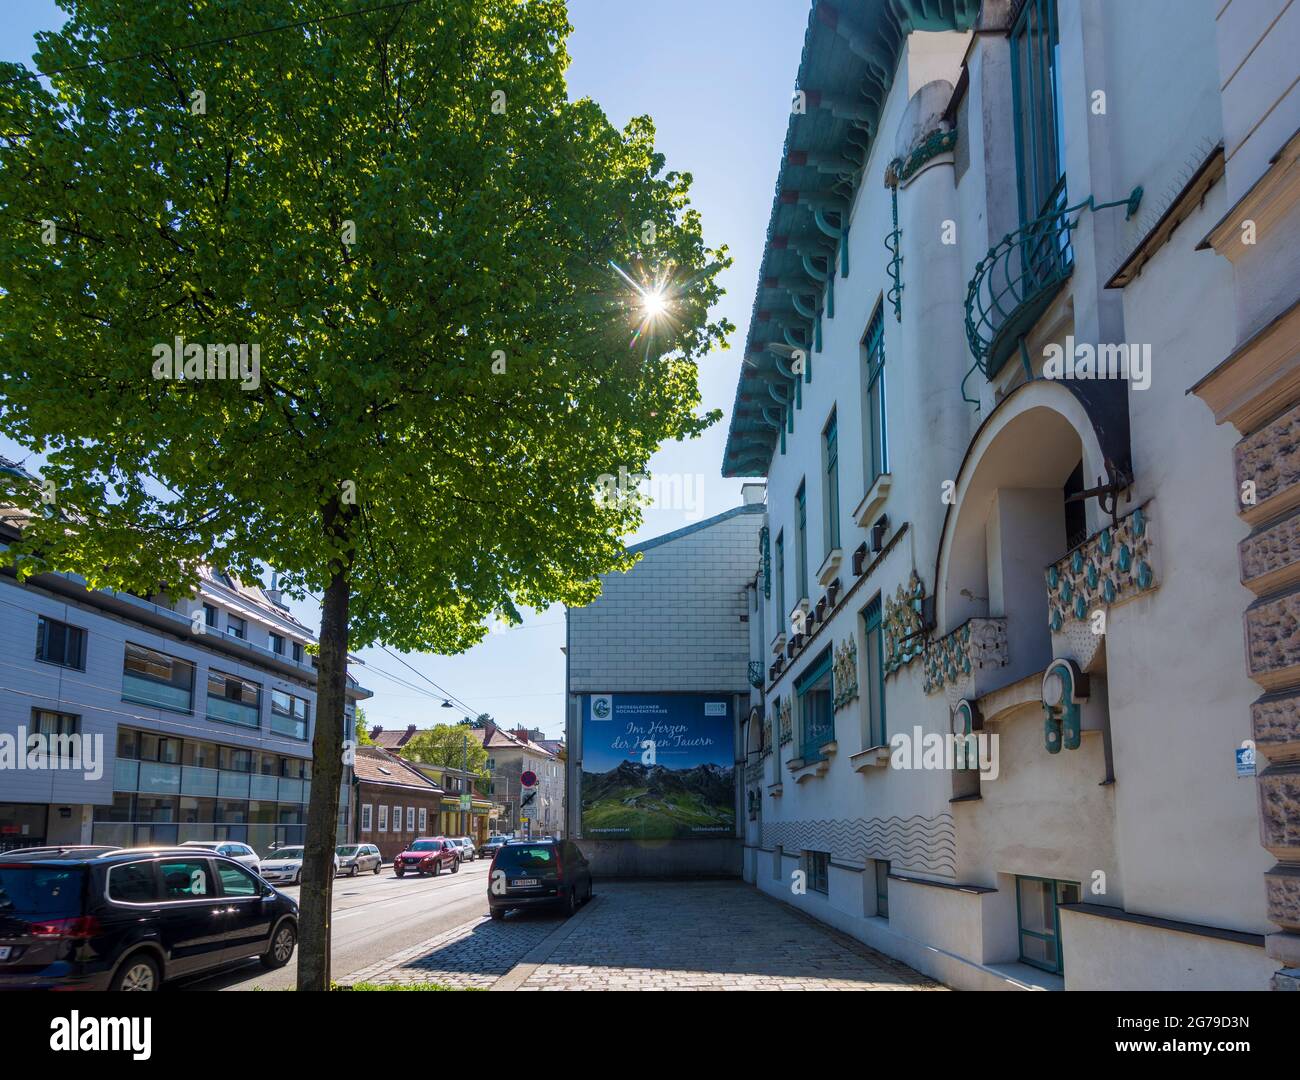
top-left (520, 770), bottom-right (537, 788)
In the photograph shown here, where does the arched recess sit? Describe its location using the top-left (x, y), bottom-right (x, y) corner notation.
top-left (745, 706), bottom-right (764, 759)
top-left (933, 379), bottom-right (1117, 687)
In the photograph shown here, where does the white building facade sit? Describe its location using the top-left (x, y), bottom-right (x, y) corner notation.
top-left (727, 0), bottom-right (1296, 990)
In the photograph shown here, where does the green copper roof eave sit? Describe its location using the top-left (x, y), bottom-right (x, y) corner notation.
top-left (721, 0), bottom-right (980, 480)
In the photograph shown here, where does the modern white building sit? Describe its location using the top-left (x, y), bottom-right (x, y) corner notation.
top-left (727, 0), bottom-right (1296, 990)
top-left (0, 461), bottom-right (371, 854)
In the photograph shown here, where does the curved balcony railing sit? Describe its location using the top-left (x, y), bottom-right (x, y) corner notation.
top-left (963, 187), bottom-right (1142, 395)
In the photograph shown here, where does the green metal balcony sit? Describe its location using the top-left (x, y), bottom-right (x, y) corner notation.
top-left (963, 187), bottom-right (1142, 390)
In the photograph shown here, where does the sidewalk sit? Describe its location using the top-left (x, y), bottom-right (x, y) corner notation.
top-left (341, 880), bottom-right (943, 991)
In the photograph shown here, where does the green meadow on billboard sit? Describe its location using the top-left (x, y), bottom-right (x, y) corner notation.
top-left (580, 693), bottom-right (735, 840)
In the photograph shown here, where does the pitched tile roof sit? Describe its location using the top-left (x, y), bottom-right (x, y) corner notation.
top-left (352, 746), bottom-right (444, 793)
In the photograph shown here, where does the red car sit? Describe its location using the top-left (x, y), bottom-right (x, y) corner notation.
top-left (393, 837), bottom-right (460, 878)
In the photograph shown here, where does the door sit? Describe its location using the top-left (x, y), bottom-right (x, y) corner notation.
top-left (154, 857), bottom-right (229, 976)
top-left (214, 861), bottom-right (273, 963)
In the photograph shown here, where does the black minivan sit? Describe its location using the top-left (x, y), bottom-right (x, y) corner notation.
top-left (487, 838), bottom-right (592, 919)
top-left (0, 846), bottom-right (298, 990)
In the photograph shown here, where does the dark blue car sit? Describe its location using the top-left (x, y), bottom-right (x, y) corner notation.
top-left (0, 846), bottom-right (298, 990)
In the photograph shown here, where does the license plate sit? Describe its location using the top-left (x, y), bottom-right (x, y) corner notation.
top-left (0, 946), bottom-right (10, 960)
top-left (511, 878), bottom-right (539, 888)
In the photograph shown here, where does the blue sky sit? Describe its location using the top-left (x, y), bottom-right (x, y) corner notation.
top-left (0, 0), bottom-right (809, 738)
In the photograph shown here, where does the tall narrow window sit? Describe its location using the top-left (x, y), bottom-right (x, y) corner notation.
top-left (795, 482), bottom-right (809, 603)
top-left (1017, 876), bottom-right (1080, 973)
top-left (795, 648), bottom-right (834, 762)
top-left (823, 410), bottom-right (840, 555)
top-left (1010, 0), bottom-right (1065, 226)
top-left (775, 532), bottom-right (786, 626)
top-left (862, 306), bottom-right (887, 486)
top-left (875, 859), bottom-right (891, 919)
top-left (863, 597), bottom-right (886, 748)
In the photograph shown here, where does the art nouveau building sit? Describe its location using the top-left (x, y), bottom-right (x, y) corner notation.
top-left (730, 0), bottom-right (1296, 990)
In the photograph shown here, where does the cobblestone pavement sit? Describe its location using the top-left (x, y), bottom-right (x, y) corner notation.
top-left (513, 881), bottom-right (944, 990)
top-left (345, 880), bottom-right (942, 990)
top-left (339, 910), bottom-right (565, 989)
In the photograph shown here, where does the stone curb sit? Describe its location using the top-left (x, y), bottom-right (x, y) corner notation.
top-left (491, 894), bottom-right (603, 991)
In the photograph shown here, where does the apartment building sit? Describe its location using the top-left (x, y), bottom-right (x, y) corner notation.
top-left (474, 721), bottom-right (564, 838)
top-left (728, 0), bottom-right (1295, 991)
top-left (0, 474), bottom-right (371, 854)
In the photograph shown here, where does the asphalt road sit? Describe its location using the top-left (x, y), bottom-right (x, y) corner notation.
top-left (175, 856), bottom-right (493, 990)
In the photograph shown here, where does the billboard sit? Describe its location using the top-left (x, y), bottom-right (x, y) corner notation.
top-left (580, 693), bottom-right (735, 840)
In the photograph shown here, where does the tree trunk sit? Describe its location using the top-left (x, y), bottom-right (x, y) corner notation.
top-left (296, 501), bottom-right (354, 990)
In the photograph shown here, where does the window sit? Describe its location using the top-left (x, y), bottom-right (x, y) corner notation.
top-left (122, 644), bottom-right (195, 713)
top-left (1010, 0), bottom-right (1065, 225)
top-left (795, 481), bottom-right (809, 602)
top-left (406, 807), bottom-right (415, 832)
top-left (31, 710), bottom-right (79, 768)
top-left (795, 648), bottom-right (834, 762)
top-left (207, 670), bottom-right (262, 728)
top-left (107, 861), bottom-right (160, 903)
top-left (270, 690), bottom-right (310, 740)
top-left (217, 863), bottom-right (259, 897)
top-left (1017, 875), bottom-right (1079, 973)
top-left (270, 632), bottom-right (285, 655)
top-left (361, 804), bottom-right (373, 832)
top-left (862, 305), bottom-right (887, 486)
top-left (36, 617), bottom-right (86, 670)
top-left (419, 807), bottom-right (427, 832)
top-left (863, 597), bottom-right (886, 748)
top-left (159, 859), bottom-right (211, 899)
top-left (775, 532), bottom-right (786, 624)
top-left (292, 642), bottom-right (304, 663)
top-left (822, 410), bottom-right (840, 554)
top-left (226, 615), bottom-right (246, 640)
top-left (803, 850), bottom-right (829, 894)
top-left (875, 859), bottom-right (890, 918)
top-left (203, 604), bottom-right (218, 630)
top-left (486, 758), bottom-right (495, 771)
top-left (378, 804), bottom-right (388, 832)
top-left (392, 806), bottom-right (402, 833)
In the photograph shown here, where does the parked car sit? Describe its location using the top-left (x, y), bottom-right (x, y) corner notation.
top-left (393, 838), bottom-right (459, 877)
top-left (480, 834), bottom-right (510, 859)
top-left (0, 845), bottom-right (121, 861)
top-left (179, 840), bottom-right (261, 874)
top-left (488, 838), bottom-right (591, 920)
top-left (258, 845), bottom-right (339, 885)
top-left (336, 844), bottom-right (382, 876)
top-left (449, 837), bottom-right (476, 862)
top-left (0, 846), bottom-right (298, 990)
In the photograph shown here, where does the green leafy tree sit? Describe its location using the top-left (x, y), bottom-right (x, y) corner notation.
top-left (354, 706), bottom-right (373, 746)
top-left (403, 723), bottom-right (489, 775)
top-left (0, 0), bottom-right (728, 989)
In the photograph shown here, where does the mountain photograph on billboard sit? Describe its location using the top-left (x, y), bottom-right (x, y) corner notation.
top-left (581, 693), bottom-right (735, 840)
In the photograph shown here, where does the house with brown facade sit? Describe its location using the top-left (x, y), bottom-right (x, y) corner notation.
top-left (352, 745), bottom-right (444, 862)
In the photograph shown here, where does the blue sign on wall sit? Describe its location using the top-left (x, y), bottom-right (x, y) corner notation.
top-left (581, 694), bottom-right (735, 840)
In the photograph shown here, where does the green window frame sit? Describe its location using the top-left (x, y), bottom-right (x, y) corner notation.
top-left (775, 531), bottom-right (786, 625)
top-left (1010, 0), bottom-right (1066, 225)
top-left (862, 597), bottom-right (886, 748)
top-left (795, 647), bottom-right (834, 762)
top-left (862, 305), bottom-right (887, 486)
top-left (1016, 875), bottom-right (1080, 974)
top-left (796, 481), bottom-right (809, 602)
top-left (823, 410), bottom-right (840, 555)
top-left (874, 858), bottom-right (890, 918)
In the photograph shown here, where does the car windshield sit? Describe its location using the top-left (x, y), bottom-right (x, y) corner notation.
top-left (495, 846), bottom-right (555, 870)
top-left (336, 846), bottom-right (359, 856)
top-left (407, 840), bottom-right (438, 852)
top-left (0, 866), bottom-right (84, 915)
top-left (271, 848), bottom-right (304, 861)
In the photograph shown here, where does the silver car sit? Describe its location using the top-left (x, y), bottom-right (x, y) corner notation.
top-left (179, 840), bottom-right (261, 874)
top-left (336, 843), bottom-right (383, 876)
top-left (259, 845), bottom-right (340, 885)
top-left (453, 837), bottom-right (477, 862)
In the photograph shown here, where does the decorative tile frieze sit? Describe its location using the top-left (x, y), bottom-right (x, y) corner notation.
top-left (1236, 399), bottom-right (1300, 526)
top-left (832, 637), bottom-right (859, 711)
top-left (1046, 504), bottom-right (1156, 632)
top-left (1246, 588), bottom-right (1300, 691)
top-left (884, 570), bottom-right (928, 675)
top-left (761, 813), bottom-right (956, 877)
top-left (1258, 765), bottom-right (1300, 861)
top-left (922, 617), bottom-right (1008, 697)
top-left (777, 695), bottom-right (792, 746)
top-left (1253, 691), bottom-right (1300, 762)
top-left (1240, 508), bottom-right (1300, 596)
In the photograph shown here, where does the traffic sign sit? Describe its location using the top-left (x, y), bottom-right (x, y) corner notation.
top-left (520, 769), bottom-right (537, 788)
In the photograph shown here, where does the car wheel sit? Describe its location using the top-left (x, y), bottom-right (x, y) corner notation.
top-left (396, 870), bottom-right (405, 878)
top-left (261, 921), bottom-right (296, 969)
top-left (373, 862), bottom-right (381, 875)
top-left (490, 907), bottom-right (505, 920)
top-left (293, 870), bottom-right (302, 885)
top-left (112, 951), bottom-right (160, 992)
top-left (431, 861), bottom-right (439, 877)
top-left (565, 886), bottom-right (579, 917)
top-left (451, 858), bottom-right (459, 874)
